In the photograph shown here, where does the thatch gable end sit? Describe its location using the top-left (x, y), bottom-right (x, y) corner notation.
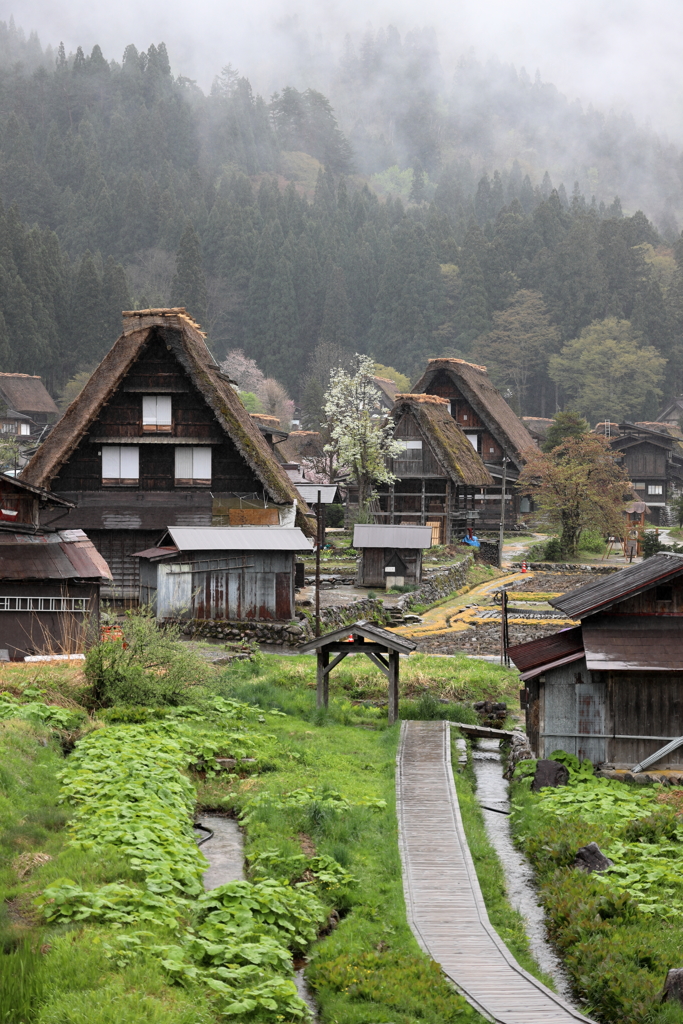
top-left (21, 310), bottom-right (311, 530)
top-left (411, 358), bottom-right (536, 468)
top-left (391, 394), bottom-right (493, 487)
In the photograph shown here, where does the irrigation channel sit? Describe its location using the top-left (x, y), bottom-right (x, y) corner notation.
top-left (196, 813), bottom-right (319, 1020)
top-left (471, 739), bottom-right (574, 1002)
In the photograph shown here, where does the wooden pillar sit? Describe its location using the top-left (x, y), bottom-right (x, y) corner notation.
top-left (388, 649), bottom-right (400, 726)
top-left (445, 479), bottom-right (452, 544)
top-left (317, 649), bottom-right (329, 709)
top-left (390, 483), bottom-right (395, 525)
top-left (420, 479), bottom-right (425, 525)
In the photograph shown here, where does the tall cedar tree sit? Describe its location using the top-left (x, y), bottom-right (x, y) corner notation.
top-left (171, 223), bottom-right (207, 326)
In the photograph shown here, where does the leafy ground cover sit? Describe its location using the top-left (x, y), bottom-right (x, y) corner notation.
top-left (511, 753), bottom-right (683, 1023)
top-left (1, 615), bottom-right (524, 1023)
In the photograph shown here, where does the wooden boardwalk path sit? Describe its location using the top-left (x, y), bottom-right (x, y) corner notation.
top-left (396, 720), bottom-right (595, 1023)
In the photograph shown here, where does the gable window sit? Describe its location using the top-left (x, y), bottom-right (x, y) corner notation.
top-left (102, 446), bottom-right (139, 484)
top-left (19, 423), bottom-right (30, 436)
top-left (647, 484), bottom-right (663, 495)
top-left (142, 395), bottom-right (172, 432)
top-left (175, 447), bottom-right (211, 485)
top-left (465, 433), bottom-right (479, 452)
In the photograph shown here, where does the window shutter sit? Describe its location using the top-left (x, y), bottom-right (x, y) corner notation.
top-left (465, 433), bottom-right (478, 450)
top-left (193, 447), bottom-right (212, 481)
top-left (156, 396), bottom-right (172, 426)
top-left (102, 447), bottom-right (120, 479)
top-left (119, 447), bottom-right (139, 480)
top-left (142, 396), bottom-right (157, 425)
top-left (175, 447), bottom-right (193, 479)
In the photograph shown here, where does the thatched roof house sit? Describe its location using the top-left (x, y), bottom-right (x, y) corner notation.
top-left (0, 373), bottom-right (59, 423)
top-left (390, 394), bottom-right (493, 487)
top-left (21, 308), bottom-right (312, 597)
top-left (411, 358), bottom-right (535, 470)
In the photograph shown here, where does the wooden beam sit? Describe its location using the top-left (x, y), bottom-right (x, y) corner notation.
top-left (322, 650), bottom-right (348, 676)
top-left (318, 642), bottom-right (408, 654)
top-left (388, 649), bottom-right (400, 726)
top-left (317, 650), bottom-right (329, 709)
top-left (365, 652), bottom-right (390, 678)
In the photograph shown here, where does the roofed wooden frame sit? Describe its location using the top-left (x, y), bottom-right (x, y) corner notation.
top-left (299, 621), bottom-right (416, 725)
top-left (20, 308), bottom-right (313, 598)
top-left (375, 393), bottom-right (493, 545)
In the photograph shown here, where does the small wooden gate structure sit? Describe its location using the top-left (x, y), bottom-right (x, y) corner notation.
top-left (299, 621), bottom-right (416, 725)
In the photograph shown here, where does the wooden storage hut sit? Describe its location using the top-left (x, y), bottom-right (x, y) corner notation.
top-left (0, 527), bottom-right (111, 660)
top-left (353, 523), bottom-right (433, 588)
top-left (375, 394), bottom-right (493, 544)
top-left (509, 553), bottom-right (683, 767)
top-left (410, 359), bottom-right (536, 527)
top-left (20, 308), bottom-right (311, 599)
top-left (135, 526), bottom-right (313, 621)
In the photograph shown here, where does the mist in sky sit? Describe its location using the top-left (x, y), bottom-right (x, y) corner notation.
top-left (9, 0), bottom-right (683, 139)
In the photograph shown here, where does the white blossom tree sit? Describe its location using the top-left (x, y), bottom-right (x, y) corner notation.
top-left (323, 354), bottom-right (405, 509)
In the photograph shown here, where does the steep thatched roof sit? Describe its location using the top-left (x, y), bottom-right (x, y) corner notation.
top-left (391, 394), bottom-right (493, 487)
top-left (277, 430), bottom-right (325, 465)
top-left (21, 310), bottom-right (312, 531)
top-left (373, 376), bottom-right (398, 407)
top-left (0, 373), bottom-right (59, 416)
top-left (411, 358), bottom-right (536, 468)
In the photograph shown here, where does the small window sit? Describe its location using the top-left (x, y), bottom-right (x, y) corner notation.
top-left (142, 395), bottom-right (172, 432)
top-left (656, 585), bottom-right (673, 603)
top-left (634, 482), bottom-right (645, 490)
top-left (175, 446), bottom-right (211, 485)
top-left (462, 414), bottom-right (468, 421)
top-left (465, 432), bottom-right (479, 451)
top-left (489, 447), bottom-right (495, 453)
top-left (19, 423), bottom-right (30, 436)
top-left (647, 484), bottom-right (663, 495)
top-left (405, 440), bottom-right (422, 450)
top-left (102, 446), bottom-right (139, 484)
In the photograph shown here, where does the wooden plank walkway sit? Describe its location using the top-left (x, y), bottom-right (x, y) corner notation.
top-left (396, 720), bottom-right (595, 1024)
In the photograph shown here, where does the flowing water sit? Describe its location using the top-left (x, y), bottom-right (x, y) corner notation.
top-left (197, 813), bottom-right (319, 1020)
top-left (471, 739), bottom-right (574, 1002)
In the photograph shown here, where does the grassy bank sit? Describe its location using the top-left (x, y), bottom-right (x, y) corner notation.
top-left (511, 756), bottom-right (683, 1023)
top-left (1, 617), bottom-right (520, 1023)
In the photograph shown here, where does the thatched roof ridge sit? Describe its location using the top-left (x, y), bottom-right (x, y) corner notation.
top-left (21, 311), bottom-right (312, 532)
top-left (0, 373), bottom-right (59, 416)
top-left (391, 394), bottom-right (493, 487)
top-left (411, 358), bottom-right (536, 468)
top-left (373, 376), bottom-right (398, 405)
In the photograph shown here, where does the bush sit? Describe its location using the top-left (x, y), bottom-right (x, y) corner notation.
top-left (578, 528), bottom-right (607, 554)
top-left (326, 503), bottom-right (345, 528)
top-left (85, 611), bottom-right (206, 708)
top-left (400, 692), bottom-right (478, 724)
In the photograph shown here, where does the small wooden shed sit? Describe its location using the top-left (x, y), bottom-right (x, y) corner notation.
top-left (353, 524), bottom-right (433, 588)
top-left (509, 553), bottom-right (683, 767)
top-left (135, 526), bottom-right (313, 621)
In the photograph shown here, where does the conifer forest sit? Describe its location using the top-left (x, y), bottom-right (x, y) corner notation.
top-left (1, 18), bottom-right (683, 421)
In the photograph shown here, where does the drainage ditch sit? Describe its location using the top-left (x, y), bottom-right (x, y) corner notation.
top-left (471, 738), bottom-right (574, 1002)
top-left (196, 813), bottom-right (319, 1020)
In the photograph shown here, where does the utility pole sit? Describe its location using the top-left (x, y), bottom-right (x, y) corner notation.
top-left (315, 489), bottom-right (321, 637)
top-left (498, 456), bottom-right (508, 569)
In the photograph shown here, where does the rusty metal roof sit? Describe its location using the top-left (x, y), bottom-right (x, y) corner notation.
top-left (0, 529), bottom-right (112, 581)
top-left (550, 554), bottom-right (683, 619)
top-left (507, 627), bottom-right (584, 679)
top-left (583, 617), bottom-right (683, 671)
top-left (299, 620), bottom-right (417, 654)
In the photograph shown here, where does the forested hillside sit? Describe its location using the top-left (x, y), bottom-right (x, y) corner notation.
top-left (1, 18), bottom-right (682, 423)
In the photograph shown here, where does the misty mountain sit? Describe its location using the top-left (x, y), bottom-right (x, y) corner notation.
top-left (0, 17), bottom-right (682, 428)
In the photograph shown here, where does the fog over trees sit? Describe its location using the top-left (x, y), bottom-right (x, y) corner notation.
top-left (0, 16), bottom-right (682, 424)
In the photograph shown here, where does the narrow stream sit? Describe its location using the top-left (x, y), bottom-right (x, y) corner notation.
top-left (471, 739), bottom-right (574, 1002)
top-left (197, 813), bottom-right (319, 1020)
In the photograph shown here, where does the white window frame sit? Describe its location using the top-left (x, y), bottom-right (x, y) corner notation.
top-left (142, 395), bottom-right (172, 432)
top-left (647, 484), bottom-right (663, 495)
top-left (175, 446), bottom-right (212, 485)
top-left (465, 432), bottom-right (479, 451)
top-left (102, 446), bottom-right (139, 484)
top-left (19, 423), bottom-right (30, 436)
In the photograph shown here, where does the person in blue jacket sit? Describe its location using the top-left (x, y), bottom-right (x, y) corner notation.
top-left (461, 526), bottom-right (480, 548)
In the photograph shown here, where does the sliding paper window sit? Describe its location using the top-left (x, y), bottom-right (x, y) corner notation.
top-left (142, 395), bottom-right (172, 431)
top-left (175, 446), bottom-right (212, 484)
top-left (102, 446), bottom-right (139, 483)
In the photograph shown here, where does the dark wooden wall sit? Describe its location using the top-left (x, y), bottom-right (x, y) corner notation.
top-left (0, 581), bottom-right (100, 660)
top-left (358, 547), bottom-right (422, 587)
top-left (425, 369), bottom-right (505, 463)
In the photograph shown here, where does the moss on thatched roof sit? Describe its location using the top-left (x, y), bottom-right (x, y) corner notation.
top-left (391, 394), bottom-right (493, 487)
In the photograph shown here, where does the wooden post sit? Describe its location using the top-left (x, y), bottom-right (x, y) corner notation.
top-left (317, 649), bottom-right (329, 709)
top-left (315, 490), bottom-right (321, 637)
top-left (498, 457), bottom-right (508, 569)
top-left (388, 649), bottom-right (400, 726)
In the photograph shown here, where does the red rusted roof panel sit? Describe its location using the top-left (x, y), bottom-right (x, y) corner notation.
top-left (507, 627), bottom-right (584, 673)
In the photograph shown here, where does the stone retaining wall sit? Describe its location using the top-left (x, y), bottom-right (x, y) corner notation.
top-left (181, 596), bottom-right (389, 647)
top-left (398, 554), bottom-right (475, 612)
top-left (510, 562), bottom-right (619, 573)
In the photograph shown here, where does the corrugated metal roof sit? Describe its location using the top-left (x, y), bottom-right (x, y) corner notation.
top-left (0, 529), bottom-right (111, 580)
top-left (583, 617), bottom-right (683, 671)
top-left (299, 620), bottom-right (417, 653)
top-left (550, 554), bottom-right (683, 619)
top-left (353, 524), bottom-right (434, 549)
top-left (508, 627), bottom-right (584, 675)
top-left (296, 484), bottom-right (340, 504)
top-left (165, 526), bottom-right (314, 552)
